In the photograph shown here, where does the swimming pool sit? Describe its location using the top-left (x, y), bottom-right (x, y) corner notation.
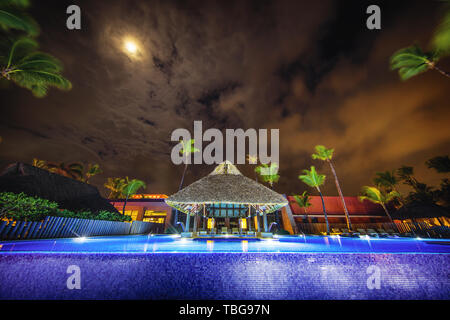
top-left (1, 234), bottom-right (450, 254)
top-left (0, 235), bottom-right (449, 299)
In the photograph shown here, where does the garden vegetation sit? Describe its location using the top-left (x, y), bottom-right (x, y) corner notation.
top-left (0, 192), bottom-right (131, 222)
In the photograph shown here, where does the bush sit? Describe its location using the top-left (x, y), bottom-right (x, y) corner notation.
top-left (0, 192), bottom-right (130, 222)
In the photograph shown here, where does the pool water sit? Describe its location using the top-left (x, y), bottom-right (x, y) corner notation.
top-left (0, 234), bottom-right (449, 254)
top-left (0, 235), bottom-right (449, 300)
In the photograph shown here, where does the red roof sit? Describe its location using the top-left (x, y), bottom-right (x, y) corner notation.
top-left (287, 196), bottom-right (385, 217)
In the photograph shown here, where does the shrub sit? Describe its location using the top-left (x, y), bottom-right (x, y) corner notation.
top-left (0, 192), bottom-right (130, 222)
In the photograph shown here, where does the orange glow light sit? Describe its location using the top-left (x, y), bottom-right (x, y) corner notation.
top-left (130, 194), bottom-right (168, 199)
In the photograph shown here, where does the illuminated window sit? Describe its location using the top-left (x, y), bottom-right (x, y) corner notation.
top-left (240, 218), bottom-right (247, 229)
top-left (143, 210), bottom-right (166, 224)
top-left (124, 210), bottom-right (139, 221)
top-left (207, 218), bottom-right (215, 229)
top-left (143, 217), bottom-right (165, 223)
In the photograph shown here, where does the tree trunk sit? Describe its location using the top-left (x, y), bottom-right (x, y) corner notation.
top-left (179, 163), bottom-right (188, 190)
top-left (327, 160), bottom-right (352, 230)
top-left (317, 187), bottom-right (330, 235)
top-left (270, 183), bottom-right (280, 226)
top-left (303, 208), bottom-right (310, 223)
top-left (122, 193), bottom-right (129, 215)
top-left (381, 203), bottom-right (394, 223)
top-left (432, 65), bottom-right (450, 79)
top-left (174, 163), bottom-right (189, 224)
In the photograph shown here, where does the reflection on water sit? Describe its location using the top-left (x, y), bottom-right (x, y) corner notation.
top-left (0, 235), bottom-right (449, 253)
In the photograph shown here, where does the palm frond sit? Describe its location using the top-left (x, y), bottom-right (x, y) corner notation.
top-left (359, 186), bottom-right (382, 204)
top-left (4, 37), bottom-right (38, 67)
top-left (432, 6), bottom-right (450, 56)
top-left (0, 8), bottom-right (39, 36)
top-left (123, 179), bottom-right (146, 196)
top-left (390, 45), bottom-right (434, 80)
top-left (312, 145), bottom-right (334, 161)
top-left (17, 52), bottom-right (64, 72)
top-left (298, 166), bottom-right (325, 188)
top-left (10, 69), bottom-right (72, 97)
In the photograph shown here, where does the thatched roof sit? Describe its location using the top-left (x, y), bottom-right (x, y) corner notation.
top-left (165, 161), bottom-right (288, 214)
top-left (0, 163), bottom-right (119, 214)
top-left (392, 201), bottom-right (450, 220)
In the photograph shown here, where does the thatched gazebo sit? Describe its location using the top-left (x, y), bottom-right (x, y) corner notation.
top-left (165, 161), bottom-right (288, 236)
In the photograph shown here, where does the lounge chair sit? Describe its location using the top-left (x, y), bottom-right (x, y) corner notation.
top-left (232, 228), bottom-right (239, 235)
top-left (366, 229), bottom-right (380, 238)
top-left (221, 227), bottom-right (228, 234)
top-left (376, 228), bottom-right (389, 237)
top-left (246, 231), bottom-right (255, 236)
top-left (331, 228), bottom-right (342, 235)
top-left (385, 228), bottom-right (400, 237)
top-left (340, 228), bottom-right (355, 237)
top-left (199, 231), bottom-right (208, 236)
top-left (357, 229), bottom-right (368, 236)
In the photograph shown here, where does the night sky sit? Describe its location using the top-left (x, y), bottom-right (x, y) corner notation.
top-left (0, 0), bottom-right (449, 197)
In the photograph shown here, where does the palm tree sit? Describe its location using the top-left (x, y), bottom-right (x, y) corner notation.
top-left (104, 177), bottom-right (127, 199)
top-left (178, 139), bottom-right (200, 190)
top-left (46, 161), bottom-right (83, 180)
top-left (291, 191), bottom-right (312, 223)
top-left (299, 166), bottom-right (330, 234)
top-left (121, 178), bottom-right (146, 215)
top-left (174, 138), bottom-right (200, 224)
top-left (255, 162), bottom-right (281, 226)
top-left (390, 45), bottom-right (449, 80)
top-left (373, 170), bottom-right (398, 191)
top-left (432, 2), bottom-right (450, 56)
top-left (31, 158), bottom-right (47, 169)
top-left (247, 154), bottom-right (258, 181)
top-left (255, 162), bottom-right (280, 188)
top-left (0, 37), bottom-right (72, 97)
top-left (0, 0), bottom-right (39, 36)
top-left (83, 163), bottom-right (102, 183)
top-left (390, 1), bottom-right (450, 81)
top-left (426, 155), bottom-right (450, 173)
top-left (312, 145), bottom-right (352, 230)
top-left (359, 186), bottom-right (400, 223)
top-left (397, 165), bottom-right (419, 189)
top-left (373, 170), bottom-right (404, 207)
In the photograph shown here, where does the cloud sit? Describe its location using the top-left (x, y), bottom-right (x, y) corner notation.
top-left (0, 0), bottom-right (448, 197)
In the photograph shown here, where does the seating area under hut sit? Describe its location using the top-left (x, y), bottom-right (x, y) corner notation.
top-left (165, 161), bottom-right (288, 238)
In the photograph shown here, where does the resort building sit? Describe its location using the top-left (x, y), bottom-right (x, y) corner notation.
top-left (165, 161), bottom-right (288, 237)
top-left (109, 194), bottom-right (173, 233)
top-left (287, 195), bottom-right (391, 224)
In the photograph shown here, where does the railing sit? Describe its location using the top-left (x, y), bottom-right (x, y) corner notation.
top-left (296, 221), bottom-right (450, 238)
top-left (0, 216), bottom-right (157, 241)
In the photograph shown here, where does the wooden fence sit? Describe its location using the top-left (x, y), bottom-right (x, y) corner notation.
top-left (296, 221), bottom-right (450, 238)
top-left (0, 216), bottom-right (156, 241)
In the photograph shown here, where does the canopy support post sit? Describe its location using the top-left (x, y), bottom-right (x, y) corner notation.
top-left (255, 205), bottom-right (260, 233)
top-left (185, 212), bottom-right (190, 232)
top-left (263, 210), bottom-right (268, 232)
top-left (248, 204), bottom-right (252, 232)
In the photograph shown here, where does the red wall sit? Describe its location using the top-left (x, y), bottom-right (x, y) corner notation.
top-left (287, 196), bottom-right (390, 223)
